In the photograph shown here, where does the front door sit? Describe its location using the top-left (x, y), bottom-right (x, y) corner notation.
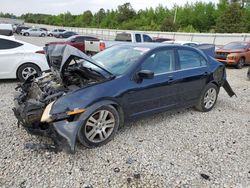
top-left (124, 49), bottom-right (179, 118)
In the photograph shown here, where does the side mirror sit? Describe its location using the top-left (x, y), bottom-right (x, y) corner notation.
top-left (137, 70), bottom-right (154, 80)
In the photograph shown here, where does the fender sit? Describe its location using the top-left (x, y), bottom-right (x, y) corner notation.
top-left (52, 100), bottom-right (121, 153)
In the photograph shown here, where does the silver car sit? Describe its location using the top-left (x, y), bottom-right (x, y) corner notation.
top-left (47, 29), bottom-right (66, 37)
top-left (21, 28), bottom-right (47, 37)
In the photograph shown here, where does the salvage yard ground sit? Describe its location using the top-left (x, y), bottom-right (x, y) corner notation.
top-left (0, 36), bottom-right (249, 187)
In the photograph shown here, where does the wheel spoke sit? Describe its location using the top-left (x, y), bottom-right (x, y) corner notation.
top-left (86, 121), bottom-right (96, 127)
top-left (89, 116), bottom-right (98, 124)
top-left (86, 128), bottom-right (96, 139)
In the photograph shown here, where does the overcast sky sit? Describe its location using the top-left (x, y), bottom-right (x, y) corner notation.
top-left (1, 0), bottom-right (218, 16)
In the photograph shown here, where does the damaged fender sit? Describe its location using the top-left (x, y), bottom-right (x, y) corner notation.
top-left (52, 100), bottom-right (120, 153)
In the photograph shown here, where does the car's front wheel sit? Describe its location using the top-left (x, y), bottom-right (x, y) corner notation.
top-left (78, 105), bottom-right (120, 148)
top-left (17, 63), bottom-right (41, 82)
top-left (41, 33), bottom-right (45, 37)
top-left (24, 32), bottom-right (29, 36)
top-left (236, 57), bottom-right (244, 69)
top-left (195, 83), bottom-right (219, 112)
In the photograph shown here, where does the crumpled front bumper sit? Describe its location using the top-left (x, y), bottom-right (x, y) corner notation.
top-left (13, 102), bottom-right (84, 154)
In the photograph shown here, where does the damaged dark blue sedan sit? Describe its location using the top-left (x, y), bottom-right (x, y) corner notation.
top-left (13, 43), bottom-right (235, 153)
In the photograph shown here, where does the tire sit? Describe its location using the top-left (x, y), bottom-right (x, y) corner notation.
top-left (78, 105), bottom-right (120, 148)
top-left (59, 35), bottom-right (63, 38)
top-left (236, 57), bottom-right (244, 69)
top-left (41, 33), bottom-right (45, 37)
top-left (24, 32), bottom-right (29, 36)
top-left (195, 83), bottom-right (219, 112)
top-left (48, 34), bottom-right (53, 37)
top-left (17, 63), bottom-right (41, 82)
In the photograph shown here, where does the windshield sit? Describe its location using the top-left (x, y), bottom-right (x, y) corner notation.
top-left (91, 46), bottom-right (150, 75)
top-left (223, 42), bottom-right (248, 50)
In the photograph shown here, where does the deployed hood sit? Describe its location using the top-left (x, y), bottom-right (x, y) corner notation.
top-left (44, 44), bottom-right (111, 76)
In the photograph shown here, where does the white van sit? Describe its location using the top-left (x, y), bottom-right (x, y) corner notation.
top-left (0, 24), bottom-right (14, 37)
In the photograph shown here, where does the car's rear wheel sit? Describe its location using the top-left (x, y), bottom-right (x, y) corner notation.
top-left (195, 83), bottom-right (219, 112)
top-left (59, 35), bottom-right (63, 38)
top-left (236, 57), bottom-right (244, 69)
top-left (78, 105), bottom-right (120, 148)
top-left (48, 33), bottom-right (53, 37)
top-left (41, 33), bottom-right (45, 37)
top-left (17, 63), bottom-right (41, 82)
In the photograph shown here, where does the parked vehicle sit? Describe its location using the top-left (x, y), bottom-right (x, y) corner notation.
top-left (84, 32), bottom-right (154, 55)
top-left (153, 37), bottom-right (174, 43)
top-left (47, 29), bottom-right (66, 37)
top-left (13, 43), bottom-right (235, 153)
top-left (215, 42), bottom-right (250, 69)
top-left (15, 26), bottom-right (30, 34)
top-left (0, 24), bottom-right (14, 37)
top-left (54, 31), bottom-right (78, 38)
top-left (21, 28), bottom-right (47, 37)
top-left (164, 40), bottom-right (200, 47)
top-left (46, 35), bottom-right (99, 52)
top-left (0, 35), bottom-right (49, 81)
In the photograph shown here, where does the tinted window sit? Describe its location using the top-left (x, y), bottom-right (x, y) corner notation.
top-left (59, 29), bottom-right (65, 32)
top-left (135, 34), bottom-right (142, 42)
top-left (143, 35), bottom-right (153, 42)
top-left (115, 33), bottom-right (132, 42)
top-left (0, 39), bottom-right (23, 50)
top-left (178, 50), bottom-right (207, 70)
top-left (142, 50), bottom-right (175, 74)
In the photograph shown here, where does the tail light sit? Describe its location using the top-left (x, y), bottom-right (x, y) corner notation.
top-left (36, 50), bottom-right (45, 54)
top-left (99, 41), bottom-right (105, 51)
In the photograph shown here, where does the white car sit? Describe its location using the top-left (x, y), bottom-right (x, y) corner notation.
top-left (163, 40), bottom-right (200, 47)
top-left (0, 35), bottom-right (50, 81)
top-left (47, 29), bottom-right (66, 37)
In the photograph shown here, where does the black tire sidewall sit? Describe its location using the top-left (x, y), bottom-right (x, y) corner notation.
top-left (236, 58), bottom-right (244, 69)
top-left (196, 83), bottom-right (219, 112)
top-left (78, 105), bottom-right (120, 148)
top-left (17, 64), bottom-right (41, 82)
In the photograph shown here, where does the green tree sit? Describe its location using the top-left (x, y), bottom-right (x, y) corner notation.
top-left (215, 3), bottom-right (246, 32)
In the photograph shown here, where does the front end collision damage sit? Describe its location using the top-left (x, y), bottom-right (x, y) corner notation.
top-left (12, 45), bottom-right (113, 153)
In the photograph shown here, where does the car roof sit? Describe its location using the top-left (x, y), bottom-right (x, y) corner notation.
top-left (115, 42), bottom-right (183, 49)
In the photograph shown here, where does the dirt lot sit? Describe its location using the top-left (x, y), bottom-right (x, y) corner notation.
top-left (0, 35), bottom-right (250, 187)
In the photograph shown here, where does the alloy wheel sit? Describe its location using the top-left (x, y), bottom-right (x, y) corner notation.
top-left (21, 67), bottom-right (37, 80)
top-left (85, 110), bottom-right (115, 143)
top-left (204, 88), bottom-right (217, 109)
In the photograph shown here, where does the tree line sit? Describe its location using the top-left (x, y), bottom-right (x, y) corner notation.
top-left (1, 0), bottom-right (250, 33)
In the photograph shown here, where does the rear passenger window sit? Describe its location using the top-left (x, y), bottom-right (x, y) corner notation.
top-left (142, 50), bottom-right (175, 74)
top-left (0, 39), bottom-right (23, 50)
top-left (178, 50), bottom-right (207, 70)
top-left (135, 34), bottom-right (142, 42)
top-left (143, 35), bottom-right (153, 42)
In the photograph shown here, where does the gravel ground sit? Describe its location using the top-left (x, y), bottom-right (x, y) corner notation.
top-left (0, 36), bottom-right (250, 187)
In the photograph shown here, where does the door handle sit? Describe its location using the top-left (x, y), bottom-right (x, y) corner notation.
top-left (168, 75), bottom-right (174, 83)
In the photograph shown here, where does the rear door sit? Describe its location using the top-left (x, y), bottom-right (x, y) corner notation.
top-left (0, 38), bottom-right (24, 78)
top-left (175, 48), bottom-right (209, 104)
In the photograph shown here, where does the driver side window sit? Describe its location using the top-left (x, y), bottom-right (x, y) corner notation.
top-left (141, 50), bottom-right (175, 75)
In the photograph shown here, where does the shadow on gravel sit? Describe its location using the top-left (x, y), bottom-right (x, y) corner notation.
top-left (0, 79), bottom-right (18, 84)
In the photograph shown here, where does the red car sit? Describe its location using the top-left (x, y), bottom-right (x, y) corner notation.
top-left (46, 35), bottom-right (99, 52)
top-left (215, 41), bottom-right (250, 69)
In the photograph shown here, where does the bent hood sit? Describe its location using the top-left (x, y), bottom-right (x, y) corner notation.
top-left (44, 44), bottom-right (111, 76)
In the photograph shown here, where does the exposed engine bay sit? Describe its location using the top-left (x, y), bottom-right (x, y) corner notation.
top-left (13, 45), bottom-right (110, 153)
